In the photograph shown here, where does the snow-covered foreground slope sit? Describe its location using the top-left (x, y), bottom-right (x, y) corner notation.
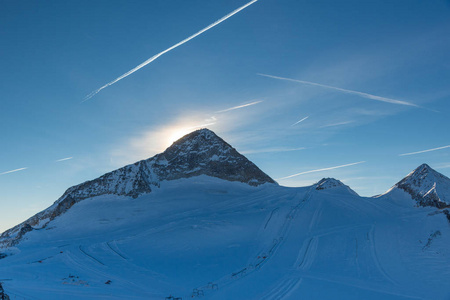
top-left (1, 176), bottom-right (449, 300)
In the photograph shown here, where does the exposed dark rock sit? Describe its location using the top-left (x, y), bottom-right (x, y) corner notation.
top-left (155, 129), bottom-right (275, 186)
top-left (443, 209), bottom-right (450, 223)
top-left (0, 283), bottom-right (10, 300)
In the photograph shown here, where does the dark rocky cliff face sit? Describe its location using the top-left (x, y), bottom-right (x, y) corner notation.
top-left (155, 129), bottom-right (275, 185)
top-left (0, 283), bottom-right (10, 300)
top-left (0, 129), bottom-right (276, 247)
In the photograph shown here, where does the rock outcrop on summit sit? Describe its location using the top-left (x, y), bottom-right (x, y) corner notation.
top-left (0, 129), bottom-right (275, 247)
top-left (315, 178), bottom-right (359, 196)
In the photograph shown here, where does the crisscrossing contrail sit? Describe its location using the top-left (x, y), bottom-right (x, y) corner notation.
top-left (83, 0), bottom-right (259, 102)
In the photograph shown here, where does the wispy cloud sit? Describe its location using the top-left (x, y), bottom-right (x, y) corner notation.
top-left (241, 147), bottom-right (305, 155)
top-left (0, 167), bottom-right (28, 176)
top-left (277, 161), bottom-right (366, 180)
top-left (215, 100), bottom-right (263, 113)
top-left (55, 157), bottom-right (73, 162)
top-left (435, 163), bottom-right (450, 169)
top-left (186, 122), bottom-right (216, 130)
top-left (83, 0), bottom-right (260, 102)
top-left (399, 145), bottom-right (450, 156)
top-left (320, 121), bottom-right (355, 128)
top-left (257, 73), bottom-right (419, 107)
top-left (291, 116), bottom-right (309, 126)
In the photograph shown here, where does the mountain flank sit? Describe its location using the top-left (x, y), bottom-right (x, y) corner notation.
top-left (0, 129), bottom-right (275, 247)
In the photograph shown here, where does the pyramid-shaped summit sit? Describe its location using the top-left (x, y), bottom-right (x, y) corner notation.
top-left (159, 128), bottom-right (276, 185)
top-left (1, 129), bottom-right (276, 245)
top-left (392, 163), bottom-right (450, 208)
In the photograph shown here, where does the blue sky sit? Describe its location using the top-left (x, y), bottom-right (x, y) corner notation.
top-left (1, 0), bottom-right (449, 232)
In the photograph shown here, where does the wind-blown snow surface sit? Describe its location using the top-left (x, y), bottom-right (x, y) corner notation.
top-left (0, 176), bottom-right (449, 299)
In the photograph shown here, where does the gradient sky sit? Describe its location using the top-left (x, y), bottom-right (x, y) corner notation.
top-left (1, 0), bottom-right (450, 232)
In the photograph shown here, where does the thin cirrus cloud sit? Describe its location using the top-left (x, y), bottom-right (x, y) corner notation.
top-left (215, 100), bottom-right (263, 113)
top-left (320, 121), bottom-right (355, 128)
top-left (277, 161), bottom-right (366, 180)
top-left (399, 144), bottom-right (450, 156)
top-left (257, 73), bottom-right (419, 107)
top-left (55, 157), bottom-right (73, 162)
top-left (82, 0), bottom-right (259, 102)
top-left (0, 167), bottom-right (28, 176)
top-left (291, 116), bottom-right (309, 126)
top-left (241, 147), bottom-right (305, 155)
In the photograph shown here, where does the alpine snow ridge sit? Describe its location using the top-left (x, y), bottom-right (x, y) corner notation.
top-left (0, 129), bottom-right (275, 246)
top-left (388, 163), bottom-right (450, 208)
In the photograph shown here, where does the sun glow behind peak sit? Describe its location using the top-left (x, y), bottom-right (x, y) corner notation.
top-left (167, 122), bottom-right (216, 146)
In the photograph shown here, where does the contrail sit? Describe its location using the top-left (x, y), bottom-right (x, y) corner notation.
top-left (83, 0), bottom-right (259, 102)
top-left (216, 100), bottom-right (263, 113)
top-left (257, 73), bottom-right (419, 107)
top-left (186, 122), bottom-right (216, 130)
top-left (399, 145), bottom-right (450, 156)
top-left (0, 167), bottom-right (28, 176)
top-left (291, 116), bottom-right (309, 126)
top-left (55, 157), bottom-right (73, 162)
top-left (320, 121), bottom-right (354, 128)
top-left (277, 161), bottom-right (366, 180)
top-left (241, 147), bottom-right (305, 154)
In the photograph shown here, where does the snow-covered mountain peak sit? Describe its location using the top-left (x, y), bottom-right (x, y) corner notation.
top-left (314, 178), bottom-right (358, 196)
top-left (390, 164), bottom-right (450, 207)
top-left (0, 129), bottom-right (276, 247)
top-left (315, 178), bottom-right (345, 190)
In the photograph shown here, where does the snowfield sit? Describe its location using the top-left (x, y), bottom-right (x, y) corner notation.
top-left (1, 175), bottom-right (449, 300)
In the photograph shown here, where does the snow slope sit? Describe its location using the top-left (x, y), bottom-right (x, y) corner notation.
top-left (0, 176), bottom-right (449, 300)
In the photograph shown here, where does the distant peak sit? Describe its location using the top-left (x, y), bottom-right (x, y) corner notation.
top-left (314, 178), bottom-right (359, 196)
top-left (393, 163), bottom-right (450, 207)
top-left (315, 178), bottom-right (345, 189)
top-left (403, 163), bottom-right (440, 182)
